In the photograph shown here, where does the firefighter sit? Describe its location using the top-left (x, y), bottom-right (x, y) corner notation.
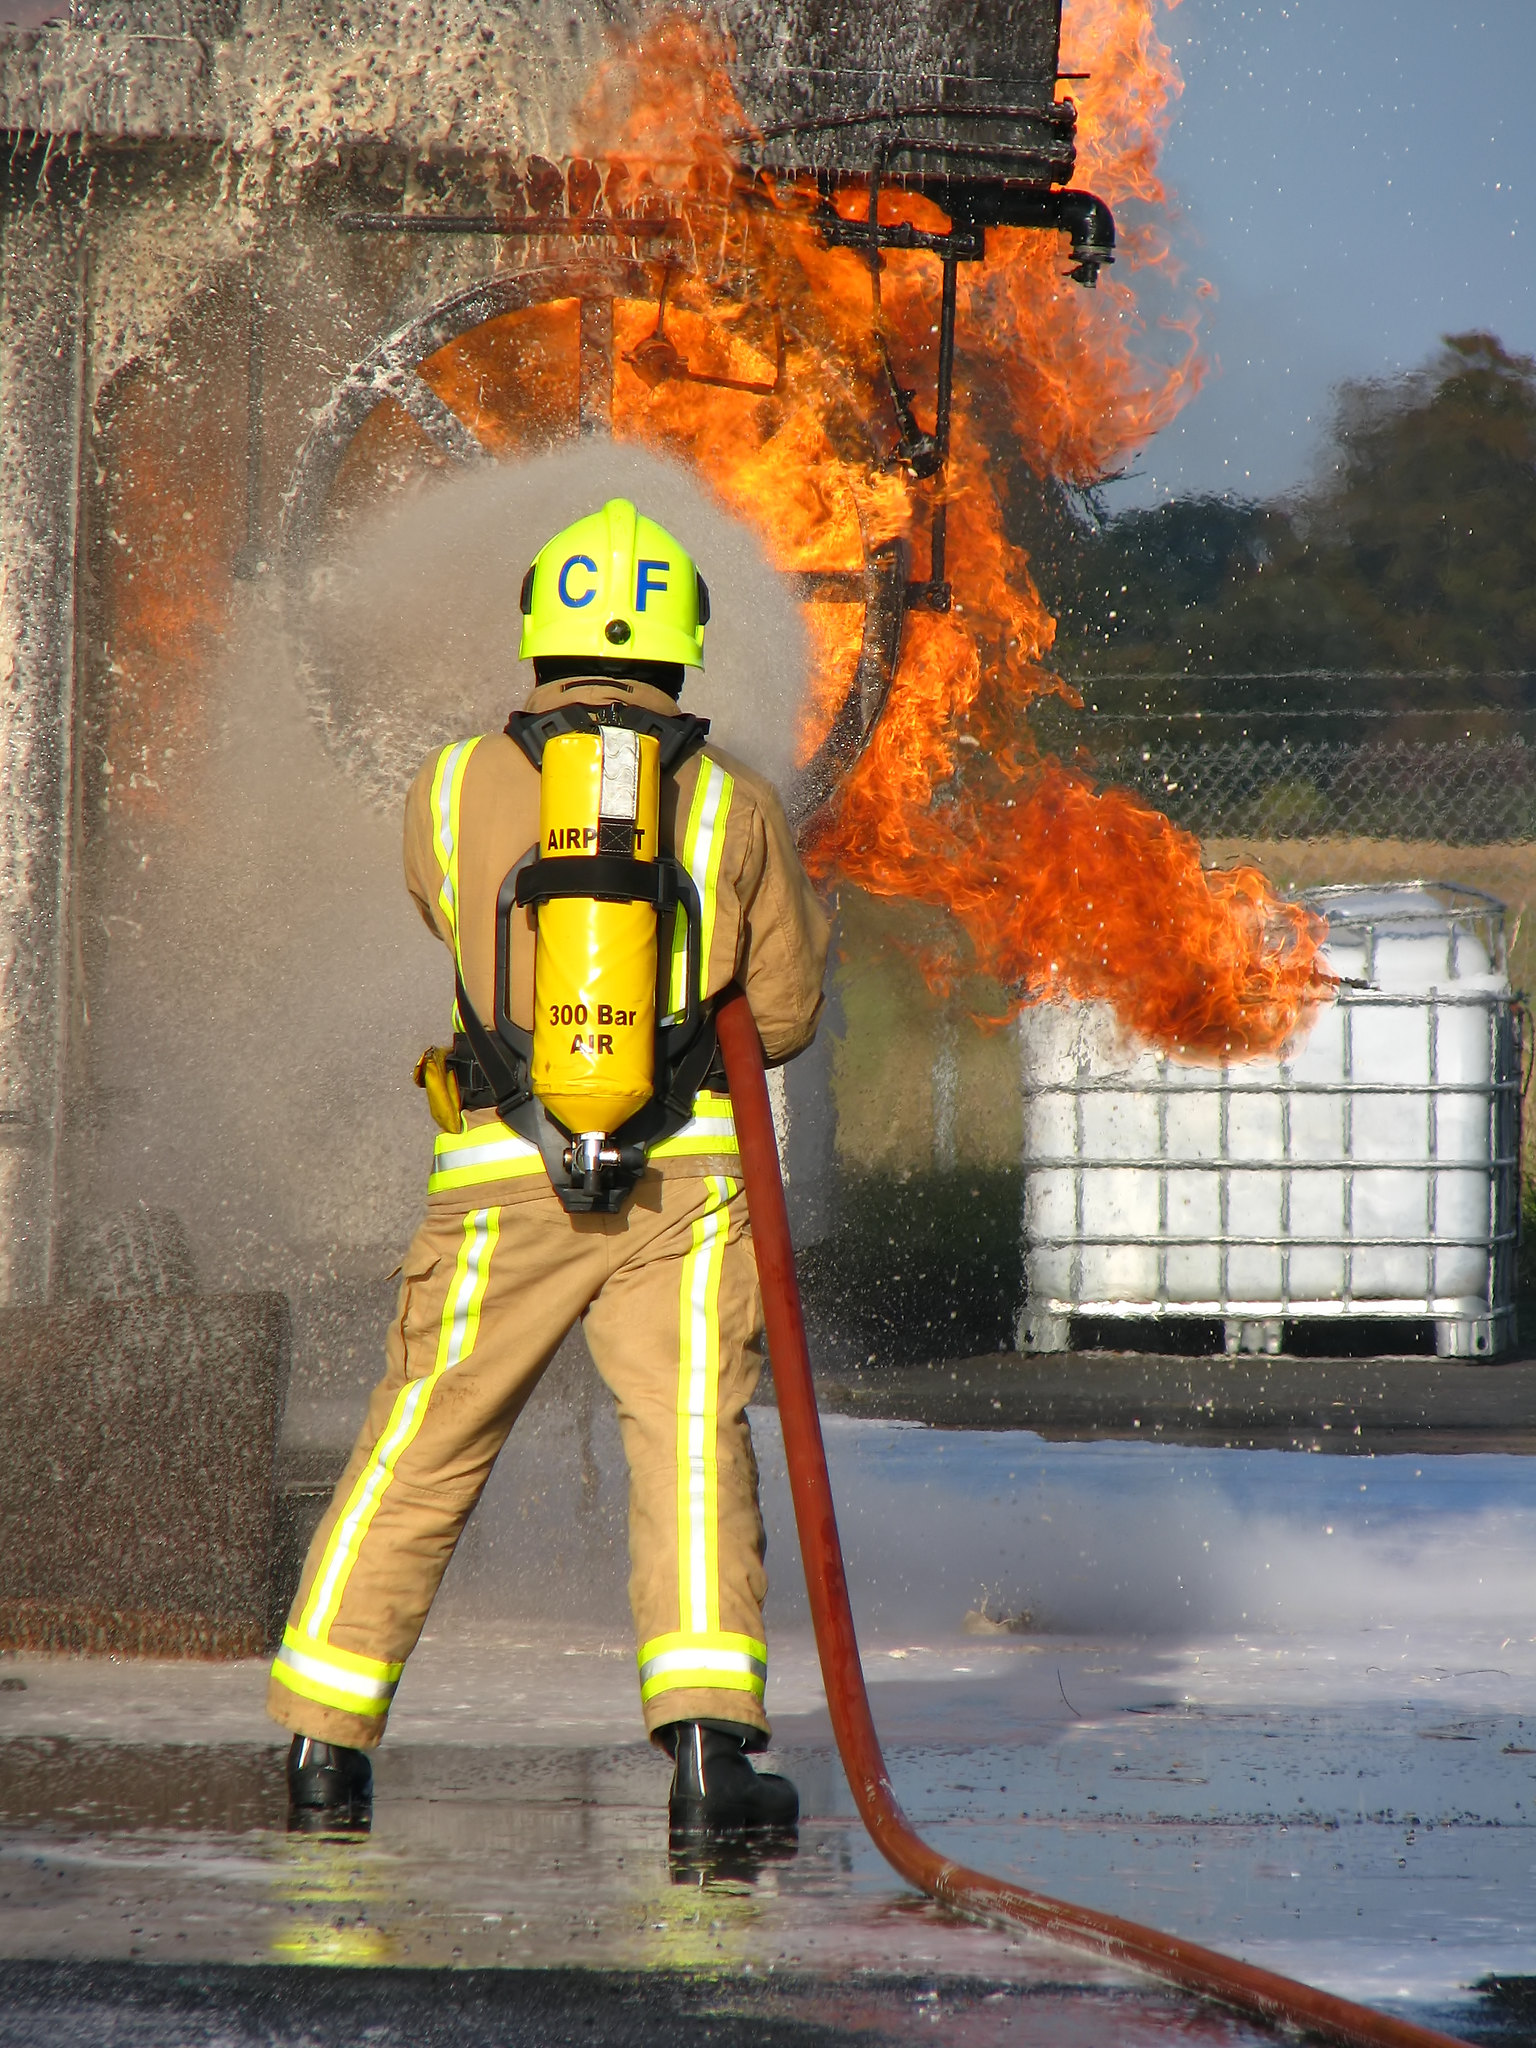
top-left (268, 500), bottom-right (828, 1842)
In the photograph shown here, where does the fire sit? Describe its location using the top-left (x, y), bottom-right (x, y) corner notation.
top-left (94, 4), bottom-right (1329, 1057)
top-left (577, 5), bottom-right (1330, 1059)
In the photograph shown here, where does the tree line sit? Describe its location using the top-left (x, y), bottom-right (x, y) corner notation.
top-left (1045, 332), bottom-right (1536, 683)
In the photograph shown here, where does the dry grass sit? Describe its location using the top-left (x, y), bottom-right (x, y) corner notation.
top-left (1203, 837), bottom-right (1536, 999)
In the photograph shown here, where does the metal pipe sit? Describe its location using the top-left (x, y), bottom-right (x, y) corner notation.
top-left (334, 212), bottom-right (679, 240)
top-left (715, 983), bottom-right (1471, 2048)
top-left (578, 294), bottom-right (614, 437)
top-left (933, 254), bottom-right (958, 454)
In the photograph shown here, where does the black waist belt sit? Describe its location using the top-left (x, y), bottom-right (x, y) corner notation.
top-left (447, 1032), bottom-right (728, 1117)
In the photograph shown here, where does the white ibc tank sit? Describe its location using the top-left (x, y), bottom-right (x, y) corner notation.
top-left (1019, 884), bottom-right (1520, 1358)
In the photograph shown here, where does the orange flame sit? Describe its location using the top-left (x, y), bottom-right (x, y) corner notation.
top-left (577, 6), bottom-right (1329, 1059)
top-left (97, 353), bottom-right (240, 821)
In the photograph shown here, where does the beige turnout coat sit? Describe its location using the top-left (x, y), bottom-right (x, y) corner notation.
top-left (267, 674), bottom-right (829, 1753)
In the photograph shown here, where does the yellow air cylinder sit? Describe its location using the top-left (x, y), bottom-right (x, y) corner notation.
top-left (530, 726), bottom-right (661, 1137)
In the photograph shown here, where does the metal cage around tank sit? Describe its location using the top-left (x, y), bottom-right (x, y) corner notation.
top-left (1017, 885), bottom-right (1523, 1361)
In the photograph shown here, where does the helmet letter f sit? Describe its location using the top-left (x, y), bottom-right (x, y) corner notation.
top-left (635, 559), bottom-right (669, 611)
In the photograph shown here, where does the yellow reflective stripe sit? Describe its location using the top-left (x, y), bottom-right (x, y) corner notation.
top-left (428, 1120), bottom-right (544, 1193)
top-left (676, 1175), bottom-right (733, 1641)
top-left (667, 759), bottom-right (734, 1018)
top-left (639, 1665), bottom-right (765, 1704)
top-left (649, 1089), bottom-right (737, 1159)
top-left (430, 736), bottom-right (481, 975)
top-left (271, 1633), bottom-right (402, 1717)
top-left (297, 1205), bottom-right (500, 1645)
top-left (639, 1629), bottom-right (766, 1666)
top-left (637, 1631), bottom-right (768, 1704)
top-left (429, 1101), bottom-right (738, 1181)
top-left (650, 1127), bottom-right (740, 1158)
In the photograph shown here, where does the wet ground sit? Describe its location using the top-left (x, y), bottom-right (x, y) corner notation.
top-left (3, 1422), bottom-right (1535, 2045)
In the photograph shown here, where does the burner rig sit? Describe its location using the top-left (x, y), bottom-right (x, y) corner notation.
top-left (0, 0), bottom-right (1113, 1316)
top-left (331, 1), bottom-right (1115, 810)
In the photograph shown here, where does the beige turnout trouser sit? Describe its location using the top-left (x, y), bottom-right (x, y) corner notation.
top-left (267, 1169), bottom-right (770, 1749)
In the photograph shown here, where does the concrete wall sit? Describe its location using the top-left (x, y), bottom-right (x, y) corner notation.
top-left (0, 1292), bottom-right (289, 1655)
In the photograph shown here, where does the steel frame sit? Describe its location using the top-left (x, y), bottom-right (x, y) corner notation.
top-left (276, 260), bottom-right (906, 834)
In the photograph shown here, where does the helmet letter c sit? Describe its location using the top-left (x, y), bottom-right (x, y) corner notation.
top-left (557, 554), bottom-right (598, 608)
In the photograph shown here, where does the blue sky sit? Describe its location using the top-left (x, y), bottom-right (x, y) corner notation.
top-left (1109, 0), bottom-right (1535, 508)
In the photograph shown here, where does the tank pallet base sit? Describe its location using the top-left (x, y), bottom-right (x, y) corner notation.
top-left (1016, 1306), bottom-right (1517, 1362)
top-left (1221, 1314), bottom-right (1510, 1360)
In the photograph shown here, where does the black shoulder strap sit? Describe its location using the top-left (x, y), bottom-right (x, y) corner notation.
top-left (453, 970), bottom-right (530, 1122)
top-left (506, 703), bottom-right (711, 776)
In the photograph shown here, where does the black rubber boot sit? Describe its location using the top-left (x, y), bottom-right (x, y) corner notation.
top-left (286, 1736), bottom-right (373, 1834)
top-left (664, 1722), bottom-right (798, 1839)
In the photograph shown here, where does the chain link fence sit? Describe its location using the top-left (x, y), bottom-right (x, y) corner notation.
top-left (1036, 678), bottom-right (1536, 844)
top-left (1096, 735), bottom-right (1536, 844)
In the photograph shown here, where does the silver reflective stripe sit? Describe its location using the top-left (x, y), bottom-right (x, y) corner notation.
top-left (440, 1209), bottom-right (496, 1373)
top-left (637, 1646), bottom-right (768, 1685)
top-left (666, 759), bottom-right (733, 1021)
top-left (688, 762), bottom-right (732, 972)
top-left (432, 1131), bottom-right (540, 1173)
top-left (275, 1643), bottom-right (398, 1704)
top-left (682, 1184), bottom-right (729, 1634)
top-left (433, 738), bottom-right (477, 948)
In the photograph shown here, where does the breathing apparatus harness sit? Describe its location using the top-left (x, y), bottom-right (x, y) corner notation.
top-left (445, 700), bottom-right (721, 1215)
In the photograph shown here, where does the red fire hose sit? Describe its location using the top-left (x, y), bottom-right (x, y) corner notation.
top-left (716, 988), bottom-right (1469, 2048)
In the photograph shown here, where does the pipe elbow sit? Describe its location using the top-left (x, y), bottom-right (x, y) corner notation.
top-left (1054, 189), bottom-right (1116, 286)
top-left (965, 185), bottom-right (1116, 286)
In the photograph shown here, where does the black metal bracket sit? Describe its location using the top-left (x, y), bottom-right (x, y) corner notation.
top-left (813, 209), bottom-right (986, 265)
top-left (624, 267), bottom-right (785, 397)
top-left (813, 185), bottom-right (977, 610)
top-left (811, 174), bottom-right (1115, 614)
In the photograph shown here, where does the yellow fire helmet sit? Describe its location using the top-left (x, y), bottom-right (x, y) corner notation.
top-left (518, 498), bottom-right (709, 670)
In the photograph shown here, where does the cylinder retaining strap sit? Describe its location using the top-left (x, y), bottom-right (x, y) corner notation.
top-left (514, 855), bottom-right (679, 910)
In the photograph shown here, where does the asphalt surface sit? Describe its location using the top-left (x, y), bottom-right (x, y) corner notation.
top-left (3, 1424), bottom-right (1535, 2045)
top-left (0, 1959), bottom-right (1288, 2047)
top-left (799, 1352), bottom-right (1536, 1454)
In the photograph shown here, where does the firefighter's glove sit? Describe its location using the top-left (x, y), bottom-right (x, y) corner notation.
top-left (413, 1046), bottom-right (463, 1135)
